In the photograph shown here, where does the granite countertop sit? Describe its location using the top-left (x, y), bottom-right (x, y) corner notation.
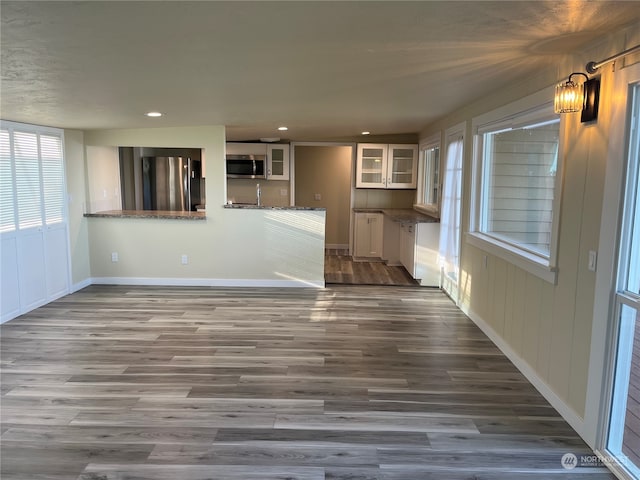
top-left (224, 204), bottom-right (325, 211)
top-left (84, 210), bottom-right (207, 220)
top-left (353, 208), bottom-right (439, 224)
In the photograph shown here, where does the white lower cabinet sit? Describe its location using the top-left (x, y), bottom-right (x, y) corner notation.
top-left (413, 222), bottom-right (440, 287)
top-left (399, 224), bottom-right (416, 275)
top-left (354, 211), bottom-right (440, 286)
top-left (354, 212), bottom-right (383, 258)
top-left (397, 222), bottom-right (441, 287)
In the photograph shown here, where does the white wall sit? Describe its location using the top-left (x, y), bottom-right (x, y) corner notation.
top-left (85, 146), bottom-right (121, 213)
top-left (419, 22), bottom-right (640, 444)
top-left (81, 126), bottom-right (325, 287)
top-left (64, 129), bottom-right (91, 289)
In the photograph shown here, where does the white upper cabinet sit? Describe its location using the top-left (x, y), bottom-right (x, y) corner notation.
top-left (356, 144), bottom-right (388, 188)
top-left (267, 144), bottom-right (289, 180)
top-left (356, 143), bottom-right (418, 189)
top-left (388, 144), bottom-right (418, 188)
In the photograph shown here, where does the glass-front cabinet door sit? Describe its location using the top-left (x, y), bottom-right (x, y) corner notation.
top-left (356, 144), bottom-right (387, 188)
top-left (388, 144), bottom-right (418, 188)
top-left (267, 144), bottom-right (289, 180)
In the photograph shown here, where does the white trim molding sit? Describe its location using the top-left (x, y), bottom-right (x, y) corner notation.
top-left (90, 277), bottom-right (325, 288)
top-left (466, 232), bottom-right (558, 284)
top-left (468, 86), bottom-right (562, 285)
top-left (71, 278), bottom-right (93, 293)
top-left (584, 61), bottom-right (640, 452)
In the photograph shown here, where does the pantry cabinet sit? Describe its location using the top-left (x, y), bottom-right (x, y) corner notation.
top-left (356, 144), bottom-right (418, 189)
top-left (353, 212), bottom-right (383, 258)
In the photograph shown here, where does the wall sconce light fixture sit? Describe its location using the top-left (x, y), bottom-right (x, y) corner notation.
top-left (553, 44), bottom-right (640, 124)
top-left (554, 72), bottom-right (600, 123)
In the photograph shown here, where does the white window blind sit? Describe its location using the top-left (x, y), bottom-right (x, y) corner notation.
top-left (40, 135), bottom-right (64, 225)
top-left (14, 131), bottom-right (42, 229)
top-left (0, 125), bottom-right (66, 232)
top-left (0, 129), bottom-right (15, 232)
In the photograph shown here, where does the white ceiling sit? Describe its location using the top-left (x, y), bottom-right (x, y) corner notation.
top-left (1, 1), bottom-right (639, 141)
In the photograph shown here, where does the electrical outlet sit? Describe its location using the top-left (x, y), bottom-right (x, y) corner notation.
top-left (181, 254), bottom-right (188, 265)
top-left (280, 189), bottom-right (288, 196)
top-left (314, 193), bottom-right (321, 201)
top-left (111, 252), bottom-right (119, 263)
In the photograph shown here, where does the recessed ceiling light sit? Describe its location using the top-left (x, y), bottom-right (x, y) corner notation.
top-left (277, 126), bottom-right (288, 131)
top-left (145, 111), bottom-right (163, 117)
top-left (361, 131), bottom-right (371, 135)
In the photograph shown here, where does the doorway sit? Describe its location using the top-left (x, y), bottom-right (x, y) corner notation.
top-left (439, 123), bottom-right (465, 301)
top-left (293, 143), bottom-right (419, 286)
top-left (605, 78), bottom-right (640, 478)
top-left (293, 144), bottom-right (352, 250)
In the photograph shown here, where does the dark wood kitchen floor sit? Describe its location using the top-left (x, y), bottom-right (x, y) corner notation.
top-left (325, 248), bottom-right (418, 286)
top-left (0, 285), bottom-right (613, 479)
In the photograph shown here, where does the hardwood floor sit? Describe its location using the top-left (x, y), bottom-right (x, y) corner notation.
top-left (1, 285), bottom-right (614, 479)
top-left (325, 249), bottom-right (418, 286)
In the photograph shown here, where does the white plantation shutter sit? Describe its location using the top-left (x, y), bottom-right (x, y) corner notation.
top-left (40, 135), bottom-right (64, 225)
top-left (13, 131), bottom-right (43, 229)
top-left (0, 129), bottom-right (15, 232)
top-left (1, 121), bottom-right (69, 323)
top-left (2, 129), bottom-right (65, 230)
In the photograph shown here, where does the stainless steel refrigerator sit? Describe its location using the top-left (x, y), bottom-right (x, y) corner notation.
top-left (141, 156), bottom-right (204, 211)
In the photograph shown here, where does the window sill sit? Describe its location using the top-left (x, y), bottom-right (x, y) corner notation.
top-left (466, 232), bottom-right (558, 284)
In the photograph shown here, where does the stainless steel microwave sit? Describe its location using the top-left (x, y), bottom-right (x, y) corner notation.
top-left (226, 154), bottom-right (266, 179)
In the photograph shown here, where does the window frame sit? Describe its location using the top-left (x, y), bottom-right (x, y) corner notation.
top-left (468, 86), bottom-right (563, 284)
top-left (415, 132), bottom-right (442, 217)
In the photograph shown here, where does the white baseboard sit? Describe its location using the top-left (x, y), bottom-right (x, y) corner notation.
top-left (1, 309), bottom-right (20, 324)
top-left (90, 277), bottom-right (325, 288)
top-left (463, 305), bottom-right (586, 439)
top-left (71, 278), bottom-right (92, 293)
top-left (1, 288), bottom-right (76, 324)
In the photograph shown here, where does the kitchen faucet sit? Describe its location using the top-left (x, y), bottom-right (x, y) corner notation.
top-left (256, 183), bottom-right (261, 206)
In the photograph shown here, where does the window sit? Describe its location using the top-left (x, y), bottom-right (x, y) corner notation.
top-left (0, 123), bottom-right (66, 233)
top-left (415, 134), bottom-right (441, 215)
top-left (0, 129), bottom-right (15, 232)
top-left (469, 89), bottom-right (561, 283)
top-left (480, 119), bottom-right (559, 256)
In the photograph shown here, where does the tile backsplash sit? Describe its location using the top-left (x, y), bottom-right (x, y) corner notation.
top-left (227, 179), bottom-right (290, 206)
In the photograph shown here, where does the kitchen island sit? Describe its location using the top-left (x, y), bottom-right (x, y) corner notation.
top-left (83, 205), bottom-right (326, 288)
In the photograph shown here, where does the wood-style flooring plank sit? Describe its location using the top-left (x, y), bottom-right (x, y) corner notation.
top-left (1, 284), bottom-right (615, 479)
